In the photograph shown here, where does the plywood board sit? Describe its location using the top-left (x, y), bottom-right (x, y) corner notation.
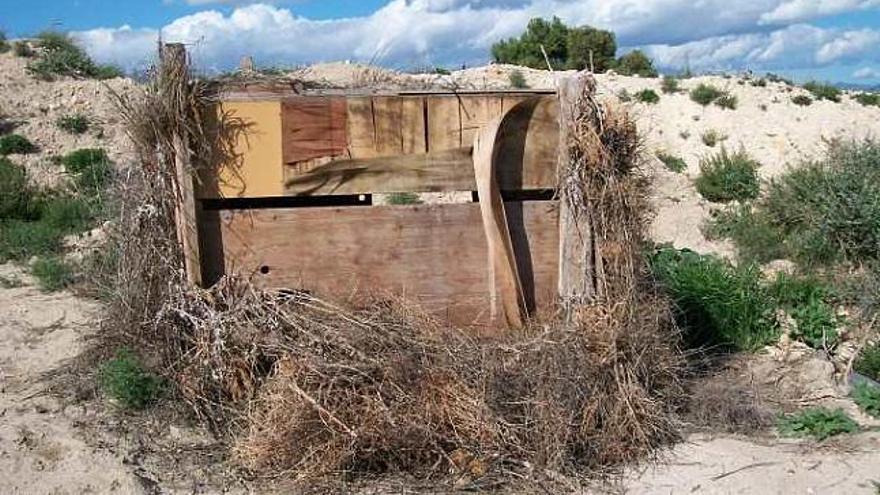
top-left (426, 96), bottom-right (462, 150)
top-left (401, 97), bottom-right (427, 154)
top-left (281, 97), bottom-right (348, 165)
top-left (219, 201), bottom-right (559, 327)
top-left (218, 100), bottom-right (284, 198)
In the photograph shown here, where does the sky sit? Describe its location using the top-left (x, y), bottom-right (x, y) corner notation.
top-left (2, 0), bottom-right (880, 83)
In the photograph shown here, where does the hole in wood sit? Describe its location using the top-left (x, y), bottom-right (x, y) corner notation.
top-left (259, 265), bottom-right (271, 275)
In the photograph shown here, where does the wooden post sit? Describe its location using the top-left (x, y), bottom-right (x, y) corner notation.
top-left (557, 73), bottom-right (595, 321)
top-left (163, 43), bottom-right (203, 287)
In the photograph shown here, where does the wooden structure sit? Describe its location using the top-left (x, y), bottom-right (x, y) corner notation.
top-left (196, 84), bottom-right (567, 328)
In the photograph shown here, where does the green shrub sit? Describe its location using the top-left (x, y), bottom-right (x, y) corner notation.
top-left (615, 50), bottom-right (657, 77)
top-left (657, 151), bottom-right (686, 173)
top-left (704, 205), bottom-right (785, 263)
top-left (617, 89), bottom-right (632, 102)
top-left (0, 157), bottom-right (37, 220)
top-left (634, 89), bottom-right (660, 104)
top-left (0, 220), bottom-right (64, 260)
top-left (509, 70), bottom-right (528, 89)
top-left (695, 148), bottom-right (760, 203)
top-left (690, 84), bottom-right (724, 106)
top-left (766, 73), bottom-right (793, 85)
top-left (387, 192), bottom-right (422, 205)
top-left (700, 129), bottom-right (727, 147)
top-left (856, 343), bottom-right (880, 382)
top-left (31, 256), bottom-right (74, 291)
top-left (61, 148), bottom-right (112, 193)
top-left (27, 31), bottom-right (122, 81)
top-left (13, 41), bottom-right (34, 58)
top-left (650, 247), bottom-right (779, 352)
top-left (791, 94), bottom-right (813, 106)
top-left (714, 94), bottom-right (738, 110)
top-left (566, 25), bottom-right (617, 72)
top-left (0, 134), bottom-right (37, 155)
top-left (56, 114), bottom-right (90, 135)
top-left (0, 31), bottom-right (8, 53)
top-left (854, 92), bottom-right (880, 107)
top-left (750, 78), bottom-right (767, 88)
top-left (777, 408), bottom-right (858, 440)
top-left (492, 17), bottom-right (589, 70)
top-left (100, 349), bottom-right (162, 409)
top-left (768, 274), bottom-right (840, 349)
top-left (661, 76), bottom-right (679, 94)
top-left (852, 382), bottom-right (880, 418)
top-left (803, 81), bottom-right (841, 102)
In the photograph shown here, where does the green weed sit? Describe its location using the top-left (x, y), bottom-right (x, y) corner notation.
top-left (695, 147), bottom-right (761, 203)
top-left (777, 408), bottom-right (858, 440)
top-left (635, 89), bottom-right (660, 104)
top-left (856, 343), bottom-right (880, 382)
top-left (803, 81), bottom-right (841, 102)
top-left (690, 84), bottom-right (724, 106)
top-left (27, 31), bottom-right (122, 81)
top-left (657, 151), bottom-right (687, 173)
top-left (704, 205), bottom-right (785, 263)
top-left (854, 92), bottom-right (880, 107)
top-left (31, 256), bottom-right (74, 292)
top-left (0, 134), bottom-right (37, 155)
top-left (387, 192), bottom-right (422, 205)
top-left (661, 76), bottom-right (679, 94)
top-left (700, 129), bottom-right (727, 147)
top-left (61, 148), bottom-right (112, 193)
top-left (509, 70), bottom-right (528, 89)
top-left (56, 114), bottom-right (90, 135)
top-left (852, 382), bottom-right (880, 418)
top-left (791, 95), bottom-right (813, 106)
top-left (714, 94), bottom-right (738, 110)
top-left (100, 349), bottom-right (163, 409)
top-left (768, 274), bottom-right (839, 349)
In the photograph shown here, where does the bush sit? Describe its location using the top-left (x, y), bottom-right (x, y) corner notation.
top-left (56, 114), bottom-right (90, 135)
top-left (695, 148), bottom-right (760, 203)
top-left (0, 196), bottom-right (96, 262)
top-left (750, 78), bottom-right (767, 87)
top-left (634, 88), bottom-right (660, 104)
top-left (650, 247), bottom-right (779, 352)
top-left (387, 192), bottom-right (422, 205)
top-left (31, 256), bottom-right (75, 291)
top-left (777, 408), bottom-right (858, 440)
top-left (791, 94), bottom-right (813, 106)
top-left (491, 17), bottom-right (573, 70)
top-left (566, 25), bottom-right (617, 72)
top-left (852, 382), bottom-right (880, 418)
top-left (615, 50), bottom-right (657, 77)
top-left (0, 157), bottom-right (37, 220)
top-left (768, 274), bottom-right (840, 349)
top-left (854, 92), bottom-right (880, 107)
top-left (617, 88), bottom-right (632, 102)
top-left (856, 342), bottom-right (880, 382)
top-left (704, 205), bottom-right (785, 263)
top-left (61, 148), bottom-right (112, 193)
top-left (657, 151), bottom-right (686, 173)
top-left (100, 349), bottom-right (163, 409)
top-left (803, 81), bottom-right (841, 102)
top-left (27, 31), bottom-right (122, 81)
top-left (700, 129), bottom-right (727, 147)
top-left (0, 134), bottom-right (37, 155)
top-left (13, 41), bottom-right (34, 58)
top-left (690, 84), bottom-right (724, 106)
top-left (661, 76), bottom-right (679, 94)
top-left (714, 94), bottom-right (738, 110)
top-left (0, 31), bottom-right (8, 53)
top-left (509, 70), bottom-right (528, 89)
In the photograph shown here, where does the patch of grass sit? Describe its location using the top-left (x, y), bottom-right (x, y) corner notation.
top-left (803, 81), bottom-right (841, 102)
top-left (690, 83), bottom-right (724, 106)
top-left (0, 220), bottom-right (65, 260)
top-left (0, 275), bottom-right (23, 288)
top-left (854, 92), bottom-right (880, 107)
top-left (31, 256), bottom-right (75, 292)
top-left (509, 69), bottom-right (528, 89)
top-left (704, 205), bottom-right (785, 263)
top-left (777, 408), bottom-right (858, 440)
top-left (856, 343), bottom-right (880, 382)
top-left (56, 114), bottom-right (90, 135)
top-left (0, 134), bottom-right (37, 155)
top-left (0, 31), bottom-right (8, 53)
top-left (100, 349), bottom-right (163, 409)
top-left (635, 89), bottom-right (660, 104)
top-left (13, 41), bottom-right (34, 58)
top-left (387, 192), bottom-right (422, 205)
top-left (750, 78), bottom-right (767, 88)
top-left (660, 76), bottom-right (679, 94)
top-left (714, 94), bottom-right (738, 110)
top-left (61, 148), bottom-right (112, 193)
top-left (650, 247), bottom-right (780, 352)
top-left (0, 157), bottom-right (38, 220)
top-left (768, 274), bottom-right (840, 349)
top-left (695, 147), bottom-right (761, 203)
top-left (27, 31), bottom-right (122, 81)
top-left (616, 88), bottom-right (632, 102)
top-left (852, 382), bottom-right (880, 418)
top-left (657, 151), bottom-right (687, 173)
top-left (791, 94), bottom-right (813, 106)
top-left (766, 73), bottom-right (793, 86)
top-left (700, 129), bottom-right (727, 147)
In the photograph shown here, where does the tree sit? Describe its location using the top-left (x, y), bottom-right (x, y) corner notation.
top-left (491, 17), bottom-right (570, 70)
top-left (566, 26), bottom-right (616, 71)
top-left (615, 50), bottom-right (658, 77)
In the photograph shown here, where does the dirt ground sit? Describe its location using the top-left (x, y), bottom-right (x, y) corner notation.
top-left (2, 51), bottom-right (880, 493)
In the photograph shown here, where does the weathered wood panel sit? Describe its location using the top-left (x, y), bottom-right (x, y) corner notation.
top-left (219, 201), bottom-right (559, 327)
top-left (218, 100), bottom-right (284, 198)
top-left (281, 97), bottom-right (347, 165)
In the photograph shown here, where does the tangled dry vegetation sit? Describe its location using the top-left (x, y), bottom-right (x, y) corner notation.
top-left (97, 45), bottom-right (683, 487)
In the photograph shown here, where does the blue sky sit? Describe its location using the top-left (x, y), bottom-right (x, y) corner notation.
top-left (3, 0), bottom-right (880, 83)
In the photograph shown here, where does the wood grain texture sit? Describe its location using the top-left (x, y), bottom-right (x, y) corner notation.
top-left (219, 201), bottom-right (559, 327)
top-left (281, 97), bottom-right (347, 165)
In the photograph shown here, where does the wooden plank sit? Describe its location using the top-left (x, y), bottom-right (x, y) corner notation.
top-left (219, 201), bottom-right (559, 327)
top-left (346, 97), bottom-right (376, 159)
top-left (401, 97), bottom-right (427, 154)
top-left (427, 96), bottom-right (462, 151)
top-left (281, 97), bottom-right (347, 165)
top-left (373, 96), bottom-right (404, 156)
top-left (218, 100), bottom-right (284, 198)
top-left (460, 95), bottom-right (503, 147)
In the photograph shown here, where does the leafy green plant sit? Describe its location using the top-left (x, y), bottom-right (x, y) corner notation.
top-left (27, 31), bottom-right (122, 81)
top-left (695, 147), bottom-right (760, 203)
top-left (750, 78), bottom-right (767, 88)
top-left (31, 256), bottom-right (74, 292)
top-left (387, 192), bottom-right (422, 205)
top-left (766, 73), bottom-right (793, 86)
top-left (768, 274), bottom-right (839, 349)
top-left (634, 89), bottom-right (660, 104)
top-left (704, 205), bottom-right (785, 263)
top-left (803, 81), bottom-right (841, 102)
top-left (856, 343), bottom-right (880, 382)
top-left (615, 50), bottom-right (657, 77)
top-left (0, 31), bottom-right (9, 53)
top-left (0, 157), bottom-right (37, 220)
top-left (657, 151), bottom-right (686, 173)
top-left (714, 94), bottom-right (738, 110)
top-left (100, 349), bottom-right (162, 409)
top-left (61, 148), bottom-right (112, 193)
top-left (791, 94), bottom-right (813, 106)
top-left (852, 382), bottom-right (880, 418)
top-left (509, 70), bottom-right (528, 89)
top-left (700, 129), bottom-right (727, 147)
top-left (13, 41), bottom-right (34, 58)
top-left (492, 17), bottom-right (617, 71)
top-left (854, 92), bottom-right (880, 107)
top-left (56, 114), bottom-right (90, 135)
top-left (690, 84), bottom-right (724, 106)
top-left (650, 247), bottom-right (779, 352)
top-left (777, 408), bottom-right (858, 440)
top-left (0, 134), bottom-right (37, 155)
top-left (661, 76), bottom-right (679, 94)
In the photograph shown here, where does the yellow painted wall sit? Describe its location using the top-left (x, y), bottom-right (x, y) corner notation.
top-left (218, 100), bottom-right (284, 198)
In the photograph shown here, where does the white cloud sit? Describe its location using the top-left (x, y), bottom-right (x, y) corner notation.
top-left (72, 1), bottom-right (880, 74)
top-left (853, 67), bottom-right (880, 78)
